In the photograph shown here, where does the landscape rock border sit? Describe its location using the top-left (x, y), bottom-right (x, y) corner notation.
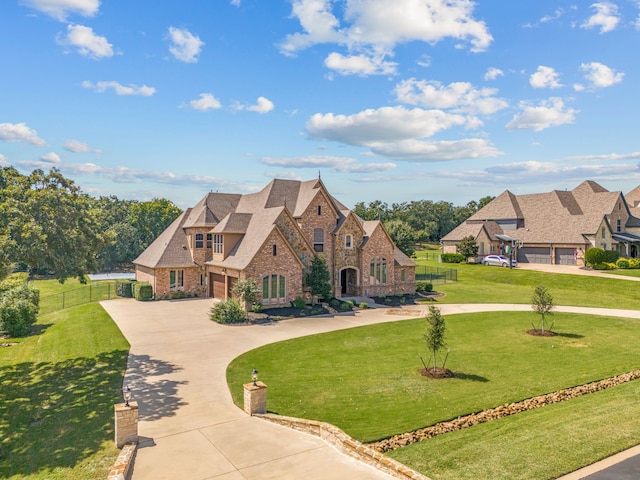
top-left (371, 369), bottom-right (640, 453)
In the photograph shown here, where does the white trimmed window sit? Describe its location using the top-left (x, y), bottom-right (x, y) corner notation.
top-left (345, 234), bottom-right (353, 249)
top-left (169, 270), bottom-right (184, 291)
top-left (369, 258), bottom-right (387, 284)
top-left (262, 274), bottom-right (286, 304)
top-left (195, 233), bottom-right (204, 248)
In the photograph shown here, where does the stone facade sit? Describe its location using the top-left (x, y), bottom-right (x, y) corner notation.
top-left (114, 401), bottom-right (138, 448)
top-left (361, 226), bottom-right (397, 297)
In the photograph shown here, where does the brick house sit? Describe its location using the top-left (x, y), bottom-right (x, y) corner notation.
top-left (442, 180), bottom-right (640, 266)
top-left (134, 178), bottom-right (416, 302)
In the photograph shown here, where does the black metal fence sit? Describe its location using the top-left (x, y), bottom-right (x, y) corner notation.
top-left (415, 265), bottom-right (457, 283)
top-left (39, 282), bottom-right (122, 315)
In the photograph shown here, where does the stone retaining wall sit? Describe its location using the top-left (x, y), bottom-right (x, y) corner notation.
top-left (372, 369), bottom-right (640, 453)
top-left (107, 442), bottom-right (137, 480)
top-left (257, 413), bottom-right (430, 480)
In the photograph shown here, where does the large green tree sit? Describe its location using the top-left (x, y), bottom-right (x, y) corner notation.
top-left (384, 219), bottom-right (417, 257)
top-left (2, 168), bottom-right (104, 283)
top-left (129, 198), bottom-right (182, 248)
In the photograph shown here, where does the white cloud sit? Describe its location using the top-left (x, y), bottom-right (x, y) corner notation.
top-left (324, 51), bottom-right (397, 76)
top-left (183, 93), bottom-right (222, 111)
top-left (484, 67), bottom-right (504, 81)
top-left (20, 0), bottom-right (100, 21)
top-left (580, 61), bottom-right (624, 88)
top-left (260, 155), bottom-right (396, 173)
top-left (82, 80), bottom-right (156, 96)
top-left (0, 154), bottom-right (9, 167)
top-left (234, 97), bottom-right (275, 114)
top-left (506, 97), bottom-right (578, 132)
top-left (231, 0), bottom-right (241, 5)
top-left (529, 66), bottom-right (563, 89)
top-left (368, 138), bottom-right (503, 162)
top-left (279, 0), bottom-right (493, 72)
top-left (56, 24), bottom-right (114, 59)
top-left (306, 106), bottom-right (468, 145)
top-left (581, 2), bottom-right (620, 33)
top-left (394, 79), bottom-right (508, 115)
top-left (0, 122), bottom-right (47, 146)
top-left (168, 27), bottom-right (204, 63)
top-left (40, 152), bottom-right (61, 163)
top-left (64, 139), bottom-right (101, 153)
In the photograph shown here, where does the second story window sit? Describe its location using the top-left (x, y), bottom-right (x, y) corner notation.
top-left (345, 234), bottom-right (353, 249)
top-left (207, 233), bottom-right (212, 248)
top-left (273, 244), bottom-right (277, 256)
top-left (213, 234), bottom-right (223, 254)
top-left (317, 205), bottom-right (322, 216)
top-left (617, 219), bottom-right (621, 232)
top-left (314, 228), bottom-right (324, 252)
top-left (195, 233), bottom-right (204, 248)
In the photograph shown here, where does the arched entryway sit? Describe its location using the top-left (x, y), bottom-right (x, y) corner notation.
top-left (340, 267), bottom-right (359, 296)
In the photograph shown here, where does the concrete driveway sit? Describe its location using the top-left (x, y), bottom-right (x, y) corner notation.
top-left (102, 298), bottom-right (640, 480)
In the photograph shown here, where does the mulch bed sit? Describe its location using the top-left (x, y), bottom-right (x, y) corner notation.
top-left (420, 367), bottom-right (455, 378)
top-left (526, 329), bottom-right (557, 337)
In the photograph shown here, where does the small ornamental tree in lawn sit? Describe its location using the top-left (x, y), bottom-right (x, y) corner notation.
top-left (531, 284), bottom-right (555, 334)
top-left (306, 254), bottom-right (332, 301)
top-left (423, 305), bottom-right (447, 371)
top-left (457, 235), bottom-right (479, 260)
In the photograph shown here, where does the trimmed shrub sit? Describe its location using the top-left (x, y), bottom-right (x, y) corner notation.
top-left (629, 258), bottom-right (640, 269)
top-left (594, 262), bottom-right (615, 270)
top-left (441, 253), bottom-right (465, 264)
top-left (416, 281), bottom-right (433, 292)
top-left (133, 282), bottom-right (153, 301)
top-left (616, 258), bottom-right (630, 269)
top-left (293, 296), bottom-right (306, 309)
top-left (340, 301), bottom-right (353, 312)
top-left (0, 284), bottom-right (40, 337)
top-left (115, 280), bottom-right (134, 298)
top-left (585, 247), bottom-right (605, 267)
top-left (252, 301), bottom-right (262, 313)
top-left (603, 250), bottom-right (620, 263)
top-left (210, 298), bottom-right (246, 324)
top-left (359, 302), bottom-right (369, 309)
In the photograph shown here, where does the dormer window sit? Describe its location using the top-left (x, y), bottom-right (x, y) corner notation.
top-left (345, 234), bottom-right (353, 249)
top-left (195, 233), bottom-right (204, 249)
top-left (213, 234), bottom-right (223, 254)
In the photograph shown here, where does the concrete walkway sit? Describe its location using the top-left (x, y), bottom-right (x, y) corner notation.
top-left (101, 297), bottom-right (640, 480)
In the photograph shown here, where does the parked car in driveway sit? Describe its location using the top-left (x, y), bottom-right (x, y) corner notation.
top-left (482, 255), bottom-right (517, 267)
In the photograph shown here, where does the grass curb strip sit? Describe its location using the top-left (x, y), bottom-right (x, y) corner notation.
top-left (371, 369), bottom-right (640, 453)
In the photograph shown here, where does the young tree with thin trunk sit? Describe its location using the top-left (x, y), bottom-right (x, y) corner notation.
top-left (531, 284), bottom-right (554, 333)
top-left (423, 305), bottom-right (447, 371)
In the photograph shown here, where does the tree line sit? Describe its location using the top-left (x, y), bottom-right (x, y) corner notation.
top-left (353, 196), bottom-right (494, 256)
top-left (0, 167), bottom-right (494, 283)
top-left (0, 167), bottom-right (181, 283)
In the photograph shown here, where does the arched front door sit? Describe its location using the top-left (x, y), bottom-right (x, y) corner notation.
top-left (340, 268), bottom-right (358, 296)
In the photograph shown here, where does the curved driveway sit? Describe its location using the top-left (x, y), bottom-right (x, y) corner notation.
top-left (102, 293), bottom-right (640, 480)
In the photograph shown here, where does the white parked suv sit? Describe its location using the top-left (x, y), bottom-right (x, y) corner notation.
top-left (482, 255), bottom-right (517, 267)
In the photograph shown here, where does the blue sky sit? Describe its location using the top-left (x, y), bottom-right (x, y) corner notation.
top-left (1, 1), bottom-right (639, 209)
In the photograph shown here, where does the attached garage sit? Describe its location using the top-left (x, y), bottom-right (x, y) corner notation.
top-left (210, 273), bottom-right (236, 299)
top-left (518, 247), bottom-right (551, 264)
top-left (555, 248), bottom-right (576, 265)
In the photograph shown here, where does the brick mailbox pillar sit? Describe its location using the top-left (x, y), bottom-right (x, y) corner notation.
top-left (243, 382), bottom-right (267, 415)
top-left (115, 401), bottom-right (139, 448)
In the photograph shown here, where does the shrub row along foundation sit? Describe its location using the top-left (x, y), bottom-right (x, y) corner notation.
top-left (371, 369), bottom-right (640, 453)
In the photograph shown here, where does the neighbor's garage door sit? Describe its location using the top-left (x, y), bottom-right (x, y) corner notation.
top-left (210, 273), bottom-right (236, 298)
top-left (555, 248), bottom-right (576, 265)
top-left (518, 247), bottom-right (551, 264)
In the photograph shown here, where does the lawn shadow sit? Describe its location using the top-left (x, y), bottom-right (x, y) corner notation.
top-left (454, 372), bottom-right (490, 382)
top-left (554, 332), bottom-right (585, 339)
top-left (0, 350), bottom-right (129, 478)
top-left (124, 354), bottom-right (188, 422)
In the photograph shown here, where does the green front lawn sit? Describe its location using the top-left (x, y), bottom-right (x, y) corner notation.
top-left (0, 303), bottom-right (129, 480)
top-left (414, 254), bottom-right (640, 308)
top-left (227, 311), bottom-right (640, 443)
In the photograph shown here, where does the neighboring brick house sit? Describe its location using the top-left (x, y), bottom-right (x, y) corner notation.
top-left (134, 177), bottom-right (416, 302)
top-left (442, 180), bottom-right (640, 266)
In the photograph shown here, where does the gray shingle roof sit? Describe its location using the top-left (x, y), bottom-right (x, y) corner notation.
top-left (133, 210), bottom-right (196, 268)
top-left (445, 180), bottom-right (640, 245)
